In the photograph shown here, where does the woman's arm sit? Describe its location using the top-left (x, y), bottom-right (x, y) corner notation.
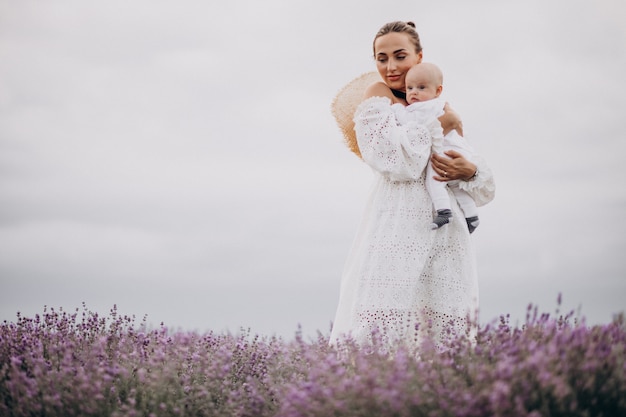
top-left (354, 96), bottom-right (434, 181)
top-left (431, 150), bottom-right (495, 207)
top-left (430, 150), bottom-right (476, 181)
top-left (432, 101), bottom-right (495, 205)
top-left (438, 103), bottom-right (463, 137)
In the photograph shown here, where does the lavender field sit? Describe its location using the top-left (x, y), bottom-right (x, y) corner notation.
top-left (1, 301), bottom-right (625, 417)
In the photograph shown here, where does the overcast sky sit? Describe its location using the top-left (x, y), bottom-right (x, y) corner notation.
top-left (1, 0), bottom-right (625, 338)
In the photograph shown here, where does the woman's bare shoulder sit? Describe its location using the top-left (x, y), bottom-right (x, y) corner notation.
top-left (363, 81), bottom-right (395, 100)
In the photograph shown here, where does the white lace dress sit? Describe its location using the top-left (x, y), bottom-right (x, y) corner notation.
top-left (329, 96), bottom-right (495, 350)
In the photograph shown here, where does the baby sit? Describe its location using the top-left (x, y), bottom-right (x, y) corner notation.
top-left (396, 62), bottom-right (480, 233)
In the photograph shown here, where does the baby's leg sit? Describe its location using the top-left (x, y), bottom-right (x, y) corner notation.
top-left (431, 209), bottom-right (452, 230)
top-left (442, 134), bottom-right (480, 233)
top-left (450, 185), bottom-right (480, 233)
top-left (426, 161), bottom-right (453, 229)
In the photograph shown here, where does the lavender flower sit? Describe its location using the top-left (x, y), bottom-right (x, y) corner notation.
top-left (1, 300), bottom-right (625, 416)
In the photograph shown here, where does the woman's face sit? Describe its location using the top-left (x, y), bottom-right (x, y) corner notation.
top-left (374, 32), bottom-right (423, 92)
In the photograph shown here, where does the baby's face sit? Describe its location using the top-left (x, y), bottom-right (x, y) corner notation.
top-left (405, 68), bottom-right (441, 104)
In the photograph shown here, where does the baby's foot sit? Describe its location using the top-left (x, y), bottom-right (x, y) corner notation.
top-left (430, 209), bottom-right (452, 230)
top-left (466, 216), bottom-right (480, 234)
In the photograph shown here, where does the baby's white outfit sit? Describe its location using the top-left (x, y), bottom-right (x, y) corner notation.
top-left (393, 98), bottom-right (479, 221)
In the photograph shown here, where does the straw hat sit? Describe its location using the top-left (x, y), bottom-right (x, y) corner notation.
top-left (331, 71), bottom-right (382, 159)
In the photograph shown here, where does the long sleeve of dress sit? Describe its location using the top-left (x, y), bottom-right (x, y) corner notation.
top-left (354, 97), bottom-right (436, 182)
top-left (354, 96), bottom-right (495, 203)
top-left (457, 154), bottom-right (495, 207)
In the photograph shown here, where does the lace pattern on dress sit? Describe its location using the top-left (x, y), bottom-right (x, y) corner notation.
top-left (330, 96), bottom-right (492, 353)
top-left (354, 97), bottom-right (432, 182)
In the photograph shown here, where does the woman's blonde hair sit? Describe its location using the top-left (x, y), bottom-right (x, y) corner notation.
top-left (372, 21), bottom-right (422, 56)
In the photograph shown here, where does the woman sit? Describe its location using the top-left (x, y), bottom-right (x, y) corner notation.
top-left (329, 21), bottom-right (495, 350)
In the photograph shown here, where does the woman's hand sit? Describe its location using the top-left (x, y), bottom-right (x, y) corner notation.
top-left (431, 150), bottom-right (477, 182)
top-left (438, 103), bottom-right (463, 137)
